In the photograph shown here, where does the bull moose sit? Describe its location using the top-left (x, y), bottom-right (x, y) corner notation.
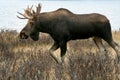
top-left (18, 4), bottom-right (120, 63)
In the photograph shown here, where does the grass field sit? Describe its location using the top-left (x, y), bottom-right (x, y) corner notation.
top-left (0, 30), bottom-right (120, 80)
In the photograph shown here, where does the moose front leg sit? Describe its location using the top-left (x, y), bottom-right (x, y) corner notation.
top-left (59, 41), bottom-right (67, 57)
top-left (50, 41), bottom-right (59, 52)
top-left (49, 42), bottom-right (63, 64)
top-left (59, 41), bottom-right (67, 63)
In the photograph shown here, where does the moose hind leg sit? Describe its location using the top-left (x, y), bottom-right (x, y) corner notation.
top-left (93, 37), bottom-right (106, 52)
top-left (106, 40), bottom-right (120, 57)
top-left (108, 40), bottom-right (120, 61)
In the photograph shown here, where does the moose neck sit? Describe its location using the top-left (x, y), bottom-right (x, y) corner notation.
top-left (37, 13), bottom-right (55, 34)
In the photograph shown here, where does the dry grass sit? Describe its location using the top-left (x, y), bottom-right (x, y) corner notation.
top-left (0, 30), bottom-right (120, 80)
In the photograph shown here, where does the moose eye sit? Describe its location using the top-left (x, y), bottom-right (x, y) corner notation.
top-left (30, 21), bottom-right (34, 25)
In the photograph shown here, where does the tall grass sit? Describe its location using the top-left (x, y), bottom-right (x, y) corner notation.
top-left (0, 30), bottom-right (120, 80)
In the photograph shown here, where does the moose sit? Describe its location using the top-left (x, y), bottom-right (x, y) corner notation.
top-left (18, 4), bottom-right (120, 63)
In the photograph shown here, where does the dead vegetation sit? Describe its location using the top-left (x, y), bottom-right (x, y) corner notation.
top-left (0, 30), bottom-right (120, 80)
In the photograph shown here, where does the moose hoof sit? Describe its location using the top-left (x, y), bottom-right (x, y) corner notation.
top-left (117, 56), bottom-right (120, 62)
top-left (50, 53), bottom-right (62, 64)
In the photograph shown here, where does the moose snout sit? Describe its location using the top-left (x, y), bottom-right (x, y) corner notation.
top-left (19, 32), bottom-right (29, 39)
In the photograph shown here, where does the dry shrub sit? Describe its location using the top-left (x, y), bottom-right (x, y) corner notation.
top-left (0, 30), bottom-right (120, 80)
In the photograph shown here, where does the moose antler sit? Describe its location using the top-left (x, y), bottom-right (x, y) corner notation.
top-left (25, 5), bottom-right (33, 16)
top-left (17, 5), bottom-right (33, 19)
top-left (36, 3), bottom-right (41, 14)
top-left (17, 4), bottom-right (41, 19)
top-left (17, 12), bottom-right (30, 19)
top-left (27, 5), bottom-right (33, 12)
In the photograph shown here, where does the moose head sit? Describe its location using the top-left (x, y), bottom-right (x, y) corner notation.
top-left (17, 4), bottom-right (41, 41)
